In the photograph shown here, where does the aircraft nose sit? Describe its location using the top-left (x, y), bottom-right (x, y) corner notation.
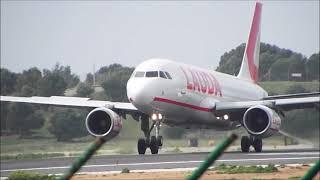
top-left (127, 84), bottom-right (142, 103)
top-left (127, 79), bottom-right (153, 108)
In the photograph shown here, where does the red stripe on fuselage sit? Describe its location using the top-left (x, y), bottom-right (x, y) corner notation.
top-left (153, 97), bottom-right (211, 112)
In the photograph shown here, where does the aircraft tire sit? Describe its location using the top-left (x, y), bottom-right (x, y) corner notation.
top-left (157, 136), bottom-right (163, 147)
top-left (150, 136), bottom-right (159, 154)
top-left (138, 138), bottom-right (147, 155)
top-left (241, 136), bottom-right (251, 152)
top-left (252, 138), bottom-right (262, 152)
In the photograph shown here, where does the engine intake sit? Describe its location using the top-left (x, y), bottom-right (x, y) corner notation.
top-left (243, 105), bottom-right (281, 138)
top-left (85, 107), bottom-right (122, 140)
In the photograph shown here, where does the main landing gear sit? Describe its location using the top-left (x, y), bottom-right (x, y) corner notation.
top-left (241, 136), bottom-right (262, 153)
top-left (137, 114), bottom-right (163, 155)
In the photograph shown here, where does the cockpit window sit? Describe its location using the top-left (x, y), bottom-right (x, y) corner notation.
top-left (134, 71), bottom-right (145, 77)
top-left (165, 72), bottom-right (172, 79)
top-left (159, 71), bottom-right (167, 79)
top-left (133, 70), bottom-right (172, 79)
top-left (146, 71), bottom-right (158, 77)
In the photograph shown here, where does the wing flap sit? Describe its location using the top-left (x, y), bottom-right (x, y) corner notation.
top-left (274, 96), bottom-right (319, 110)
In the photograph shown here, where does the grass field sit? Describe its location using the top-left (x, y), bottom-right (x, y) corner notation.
top-left (259, 81), bottom-right (319, 95)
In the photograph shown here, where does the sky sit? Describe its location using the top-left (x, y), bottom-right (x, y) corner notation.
top-left (1, 1), bottom-right (319, 80)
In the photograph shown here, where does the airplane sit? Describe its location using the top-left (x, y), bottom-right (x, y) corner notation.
top-left (1, 2), bottom-right (319, 155)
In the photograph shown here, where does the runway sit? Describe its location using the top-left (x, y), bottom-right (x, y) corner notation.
top-left (1, 149), bottom-right (319, 177)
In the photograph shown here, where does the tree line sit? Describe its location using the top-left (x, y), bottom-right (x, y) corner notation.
top-left (0, 64), bottom-right (84, 140)
top-left (216, 43), bottom-right (319, 81)
top-left (0, 63), bottom-right (134, 141)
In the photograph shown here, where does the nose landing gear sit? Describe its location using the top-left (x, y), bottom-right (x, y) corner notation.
top-left (137, 114), bottom-right (163, 155)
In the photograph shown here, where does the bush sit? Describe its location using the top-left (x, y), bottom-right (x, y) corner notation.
top-left (6, 104), bottom-right (45, 137)
top-left (8, 171), bottom-right (56, 180)
top-left (76, 82), bottom-right (94, 97)
top-left (121, 168), bottom-right (130, 173)
top-left (49, 108), bottom-right (88, 141)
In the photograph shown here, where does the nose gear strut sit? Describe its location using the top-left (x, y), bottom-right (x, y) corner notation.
top-left (137, 114), bottom-right (163, 154)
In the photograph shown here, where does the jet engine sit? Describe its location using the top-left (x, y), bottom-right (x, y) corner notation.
top-left (85, 107), bottom-right (122, 140)
top-left (243, 105), bottom-right (281, 138)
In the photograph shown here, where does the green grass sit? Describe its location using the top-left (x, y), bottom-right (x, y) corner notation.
top-left (1, 153), bottom-right (65, 161)
top-left (288, 177), bottom-right (301, 180)
top-left (168, 146), bottom-right (182, 153)
top-left (115, 144), bottom-right (136, 154)
top-left (0, 135), bottom-right (94, 155)
top-left (214, 164), bottom-right (278, 174)
top-left (259, 81), bottom-right (319, 95)
top-left (8, 171), bottom-right (57, 180)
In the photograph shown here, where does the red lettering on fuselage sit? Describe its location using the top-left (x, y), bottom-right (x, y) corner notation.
top-left (203, 73), bottom-right (214, 95)
top-left (199, 72), bottom-right (208, 93)
top-left (180, 66), bottom-right (223, 97)
top-left (210, 74), bottom-right (222, 96)
top-left (180, 67), bottom-right (193, 90)
top-left (190, 70), bottom-right (201, 92)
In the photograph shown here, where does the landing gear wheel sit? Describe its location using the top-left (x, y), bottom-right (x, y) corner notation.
top-left (157, 136), bottom-right (163, 147)
top-left (138, 138), bottom-right (147, 155)
top-left (150, 136), bottom-right (159, 154)
top-left (241, 136), bottom-right (251, 152)
top-left (252, 138), bottom-right (262, 152)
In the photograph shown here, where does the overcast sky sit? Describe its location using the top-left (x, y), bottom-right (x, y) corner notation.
top-left (1, 1), bottom-right (319, 80)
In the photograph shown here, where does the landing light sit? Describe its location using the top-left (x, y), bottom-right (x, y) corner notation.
top-left (151, 113), bottom-right (163, 121)
top-left (151, 113), bottom-right (157, 120)
top-left (217, 117), bottom-right (220, 120)
top-left (223, 114), bottom-right (229, 120)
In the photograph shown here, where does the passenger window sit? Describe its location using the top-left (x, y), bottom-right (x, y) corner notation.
top-left (146, 71), bottom-right (159, 77)
top-left (134, 71), bottom-right (145, 77)
top-left (165, 72), bottom-right (172, 79)
top-left (159, 71), bottom-right (167, 79)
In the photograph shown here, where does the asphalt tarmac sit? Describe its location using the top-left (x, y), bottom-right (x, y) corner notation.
top-left (1, 149), bottom-right (319, 177)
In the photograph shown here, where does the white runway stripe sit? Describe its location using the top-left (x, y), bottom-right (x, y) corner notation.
top-left (247, 152), bottom-right (319, 156)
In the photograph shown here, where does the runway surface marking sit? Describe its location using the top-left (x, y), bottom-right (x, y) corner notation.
top-left (1, 156), bottom-right (318, 172)
top-left (247, 152), bottom-right (319, 156)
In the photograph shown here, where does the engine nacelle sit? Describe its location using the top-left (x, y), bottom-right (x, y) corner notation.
top-left (243, 105), bottom-right (281, 138)
top-left (85, 107), bottom-right (122, 140)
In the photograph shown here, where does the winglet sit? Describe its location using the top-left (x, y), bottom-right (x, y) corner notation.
top-left (237, 2), bottom-right (262, 84)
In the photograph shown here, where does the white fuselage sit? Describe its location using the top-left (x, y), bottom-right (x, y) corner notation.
top-left (127, 59), bottom-right (268, 130)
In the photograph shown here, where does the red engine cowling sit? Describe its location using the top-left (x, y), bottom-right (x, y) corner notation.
top-left (85, 107), bottom-right (122, 140)
top-left (243, 105), bottom-right (281, 138)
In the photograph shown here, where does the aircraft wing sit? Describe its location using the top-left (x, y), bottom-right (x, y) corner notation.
top-left (214, 96), bottom-right (320, 117)
top-left (263, 92), bottom-right (320, 100)
top-left (0, 96), bottom-right (138, 112)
